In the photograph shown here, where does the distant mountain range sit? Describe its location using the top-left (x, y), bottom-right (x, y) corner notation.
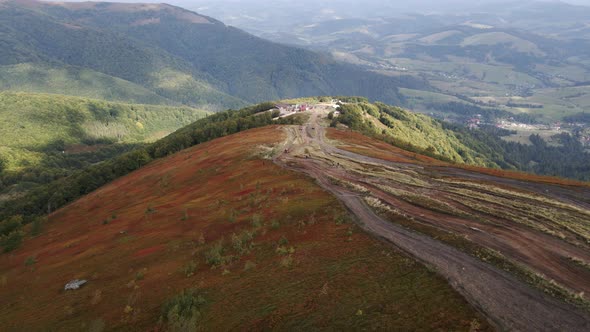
top-left (0, 0), bottom-right (429, 109)
top-left (186, 0), bottom-right (590, 37)
top-left (189, 0), bottom-right (590, 125)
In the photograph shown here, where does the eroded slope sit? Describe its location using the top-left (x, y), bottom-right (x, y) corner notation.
top-left (273, 108), bottom-right (590, 330)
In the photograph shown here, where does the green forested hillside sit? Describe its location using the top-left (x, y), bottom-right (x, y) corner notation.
top-left (0, 92), bottom-right (207, 158)
top-left (0, 63), bottom-right (173, 105)
top-left (0, 1), bottom-right (245, 109)
top-left (331, 101), bottom-right (498, 166)
top-left (0, 0), bottom-right (426, 108)
top-left (0, 92), bottom-right (208, 201)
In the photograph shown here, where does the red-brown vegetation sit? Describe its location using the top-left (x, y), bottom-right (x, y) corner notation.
top-left (0, 126), bottom-right (488, 331)
top-left (327, 128), bottom-right (590, 187)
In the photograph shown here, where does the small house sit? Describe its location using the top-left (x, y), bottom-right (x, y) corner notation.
top-left (275, 103), bottom-right (291, 112)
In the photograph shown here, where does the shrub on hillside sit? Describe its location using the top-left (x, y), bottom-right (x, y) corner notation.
top-left (0, 215), bottom-right (24, 252)
top-left (205, 241), bottom-right (232, 267)
top-left (24, 256), bottom-right (36, 267)
top-left (0, 215), bottom-right (22, 236)
top-left (182, 261), bottom-right (198, 277)
top-left (161, 289), bottom-right (207, 332)
top-left (30, 216), bottom-right (44, 236)
top-left (1, 230), bottom-right (24, 253)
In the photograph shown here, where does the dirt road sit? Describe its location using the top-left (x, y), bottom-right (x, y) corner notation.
top-left (274, 109), bottom-right (590, 331)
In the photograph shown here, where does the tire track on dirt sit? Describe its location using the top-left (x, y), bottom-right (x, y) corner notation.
top-left (274, 111), bottom-right (590, 331)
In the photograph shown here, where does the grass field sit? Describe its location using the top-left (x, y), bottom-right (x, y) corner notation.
top-left (392, 57), bottom-right (590, 123)
top-left (398, 88), bottom-right (464, 112)
top-left (502, 128), bottom-right (564, 145)
top-left (461, 32), bottom-right (544, 56)
top-left (526, 86), bottom-right (590, 120)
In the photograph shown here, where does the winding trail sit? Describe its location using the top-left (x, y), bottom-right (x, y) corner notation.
top-left (273, 110), bottom-right (590, 331)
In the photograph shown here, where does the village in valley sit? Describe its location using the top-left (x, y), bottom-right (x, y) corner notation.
top-left (456, 113), bottom-right (590, 148)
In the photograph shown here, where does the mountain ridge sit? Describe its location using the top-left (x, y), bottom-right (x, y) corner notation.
top-left (0, 124), bottom-right (494, 331)
top-left (0, 0), bottom-right (429, 108)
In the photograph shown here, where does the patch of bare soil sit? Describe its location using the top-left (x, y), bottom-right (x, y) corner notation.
top-left (274, 108), bottom-right (590, 331)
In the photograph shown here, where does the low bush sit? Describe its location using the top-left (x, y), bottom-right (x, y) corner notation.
top-left (183, 261), bottom-right (198, 277)
top-left (161, 289), bottom-right (207, 332)
top-left (1, 230), bottom-right (24, 253)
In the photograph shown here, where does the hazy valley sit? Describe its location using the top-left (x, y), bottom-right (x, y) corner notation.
top-left (191, 0), bottom-right (590, 149)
